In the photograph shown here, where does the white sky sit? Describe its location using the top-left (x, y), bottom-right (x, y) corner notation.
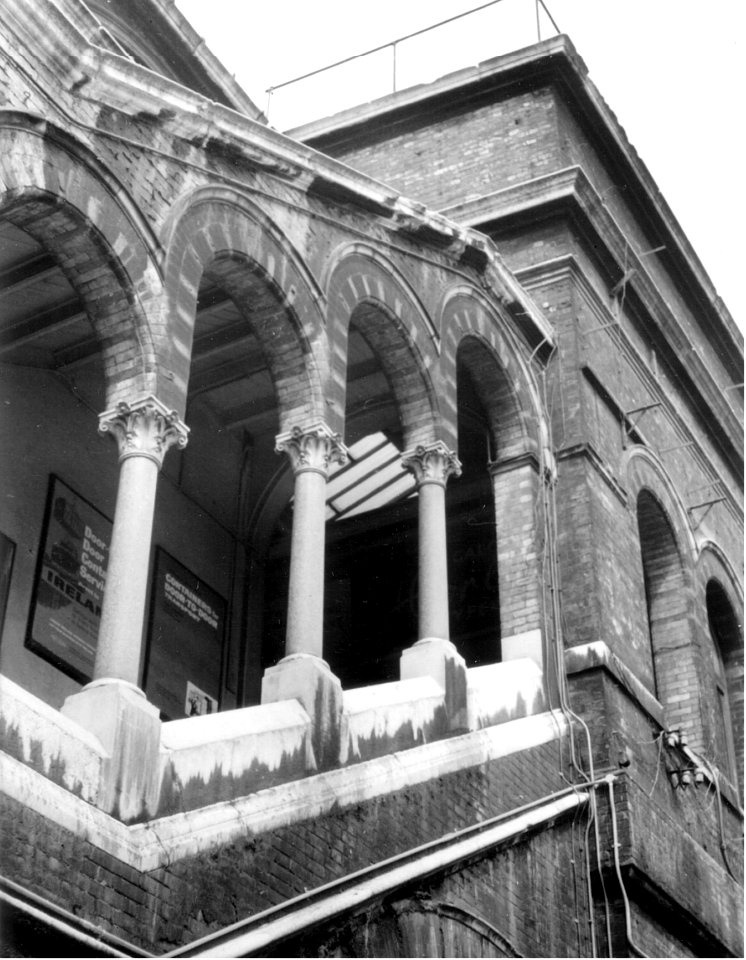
top-left (175, 0), bottom-right (744, 330)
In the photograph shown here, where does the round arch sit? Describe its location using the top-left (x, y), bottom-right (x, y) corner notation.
top-left (161, 189), bottom-right (327, 427)
top-left (0, 120), bottom-right (160, 404)
top-left (623, 447), bottom-right (698, 558)
top-left (623, 447), bottom-right (705, 742)
top-left (697, 543), bottom-right (744, 787)
top-left (325, 245), bottom-right (441, 448)
top-left (440, 288), bottom-right (548, 644)
top-left (439, 285), bottom-right (545, 459)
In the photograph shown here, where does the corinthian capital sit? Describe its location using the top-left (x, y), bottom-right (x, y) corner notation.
top-left (99, 395), bottom-right (189, 466)
top-left (275, 422), bottom-right (348, 477)
top-left (402, 441), bottom-right (462, 488)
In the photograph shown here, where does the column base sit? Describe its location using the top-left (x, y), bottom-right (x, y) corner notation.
top-left (400, 638), bottom-right (468, 732)
top-left (61, 679), bottom-right (161, 823)
top-left (261, 654), bottom-right (343, 770)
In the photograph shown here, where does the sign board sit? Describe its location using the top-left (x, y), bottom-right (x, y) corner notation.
top-left (0, 531), bottom-right (16, 640)
top-left (26, 476), bottom-right (111, 682)
top-left (145, 548), bottom-right (225, 719)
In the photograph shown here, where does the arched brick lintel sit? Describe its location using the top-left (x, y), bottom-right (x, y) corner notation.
top-left (439, 287), bottom-right (545, 459)
top-left (622, 445), bottom-right (698, 573)
top-left (162, 193), bottom-right (327, 427)
top-left (624, 446), bottom-right (708, 744)
top-left (0, 122), bottom-right (160, 405)
top-left (697, 543), bottom-right (744, 613)
top-left (326, 247), bottom-right (441, 447)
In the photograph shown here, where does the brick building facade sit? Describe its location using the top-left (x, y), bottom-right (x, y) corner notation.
top-left (0, 1), bottom-right (742, 957)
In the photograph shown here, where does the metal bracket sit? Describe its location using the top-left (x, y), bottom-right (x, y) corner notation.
top-left (687, 497), bottom-right (726, 530)
top-left (659, 441), bottom-right (695, 455)
top-left (621, 402), bottom-right (661, 447)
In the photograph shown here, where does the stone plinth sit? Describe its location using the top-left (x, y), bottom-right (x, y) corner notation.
top-left (261, 654), bottom-right (343, 770)
top-left (61, 679), bottom-right (161, 823)
top-left (400, 637), bottom-right (468, 732)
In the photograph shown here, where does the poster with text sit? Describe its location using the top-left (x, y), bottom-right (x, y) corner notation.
top-left (26, 476), bottom-right (111, 682)
top-left (145, 548), bottom-right (225, 719)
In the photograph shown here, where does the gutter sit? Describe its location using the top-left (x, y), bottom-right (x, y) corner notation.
top-left (164, 787), bottom-right (589, 958)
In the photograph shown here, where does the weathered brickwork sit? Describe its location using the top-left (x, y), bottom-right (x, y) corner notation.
top-left (0, 6), bottom-right (741, 958)
top-left (1, 737), bottom-right (569, 953)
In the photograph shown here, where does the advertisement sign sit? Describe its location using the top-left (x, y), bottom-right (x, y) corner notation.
top-left (145, 548), bottom-right (225, 719)
top-left (0, 531), bottom-right (16, 640)
top-left (26, 477), bottom-right (111, 682)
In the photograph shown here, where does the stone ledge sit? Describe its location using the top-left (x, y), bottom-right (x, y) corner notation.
top-left (342, 676), bottom-right (447, 763)
top-left (468, 658), bottom-right (546, 731)
top-left (0, 709), bottom-right (569, 871)
top-left (564, 640), bottom-right (665, 726)
top-left (1, 650), bottom-right (553, 821)
top-left (0, 674), bottom-right (106, 804)
top-left (158, 699), bottom-right (313, 817)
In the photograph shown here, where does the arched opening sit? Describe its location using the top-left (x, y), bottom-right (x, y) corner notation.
top-left (705, 579), bottom-right (743, 785)
top-left (0, 199), bottom-right (139, 707)
top-left (149, 253), bottom-right (305, 716)
top-left (636, 490), bottom-right (689, 704)
top-left (263, 307), bottom-right (421, 688)
top-left (447, 348), bottom-right (500, 664)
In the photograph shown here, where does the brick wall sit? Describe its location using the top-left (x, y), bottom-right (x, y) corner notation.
top-left (1, 737), bottom-right (570, 954)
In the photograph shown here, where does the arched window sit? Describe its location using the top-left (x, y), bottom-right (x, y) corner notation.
top-left (705, 580), bottom-right (743, 785)
top-left (634, 490), bottom-right (708, 753)
top-left (636, 490), bottom-right (688, 700)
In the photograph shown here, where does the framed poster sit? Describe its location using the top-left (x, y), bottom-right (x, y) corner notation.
top-left (144, 548), bottom-right (225, 720)
top-left (0, 531), bottom-right (16, 640)
top-left (26, 476), bottom-right (111, 683)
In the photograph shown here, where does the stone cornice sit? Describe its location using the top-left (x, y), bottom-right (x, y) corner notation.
top-left (555, 441), bottom-right (628, 506)
top-left (293, 38), bottom-right (740, 362)
top-left (0, 0), bottom-right (552, 359)
top-left (450, 169), bottom-right (743, 474)
top-left (444, 165), bottom-right (742, 375)
top-left (515, 255), bottom-right (743, 525)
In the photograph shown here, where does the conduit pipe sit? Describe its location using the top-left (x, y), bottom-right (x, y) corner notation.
top-left (605, 775), bottom-right (650, 959)
top-left (164, 788), bottom-right (590, 958)
top-left (0, 877), bottom-right (151, 958)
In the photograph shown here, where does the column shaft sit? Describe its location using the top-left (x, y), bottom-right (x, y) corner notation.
top-left (418, 480), bottom-right (450, 640)
top-left (275, 423), bottom-right (347, 661)
top-left (92, 395), bottom-right (188, 687)
top-left (286, 468), bottom-right (328, 658)
top-left (402, 441), bottom-right (461, 643)
top-left (93, 455), bottom-right (159, 683)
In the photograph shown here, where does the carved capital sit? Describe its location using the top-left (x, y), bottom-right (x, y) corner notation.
top-left (99, 395), bottom-right (189, 466)
top-left (275, 422), bottom-right (348, 477)
top-left (402, 441), bottom-right (462, 488)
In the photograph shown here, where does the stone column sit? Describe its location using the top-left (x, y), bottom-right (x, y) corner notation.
top-left (92, 396), bottom-right (189, 684)
top-left (61, 395), bottom-right (188, 821)
top-left (402, 441), bottom-right (461, 642)
top-left (399, 442), bottom-right (468, 730)
top-left (261, 423), bottom-right (347, 769)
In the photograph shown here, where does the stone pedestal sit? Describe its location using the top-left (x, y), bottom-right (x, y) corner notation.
top-left (61, 679), bottom-right (161, 822)
top-left (502, 628), bottom-right (544, 671)
top-left (401, 638), bottom-right (468, 732)
top-left (261, 654), bottom-right (343, 770)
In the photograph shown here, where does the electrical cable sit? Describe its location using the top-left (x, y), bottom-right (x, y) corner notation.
top-left (535, 355), bottom-right (614, 954)
top-left (605, 775), bottom-right (651, 959)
